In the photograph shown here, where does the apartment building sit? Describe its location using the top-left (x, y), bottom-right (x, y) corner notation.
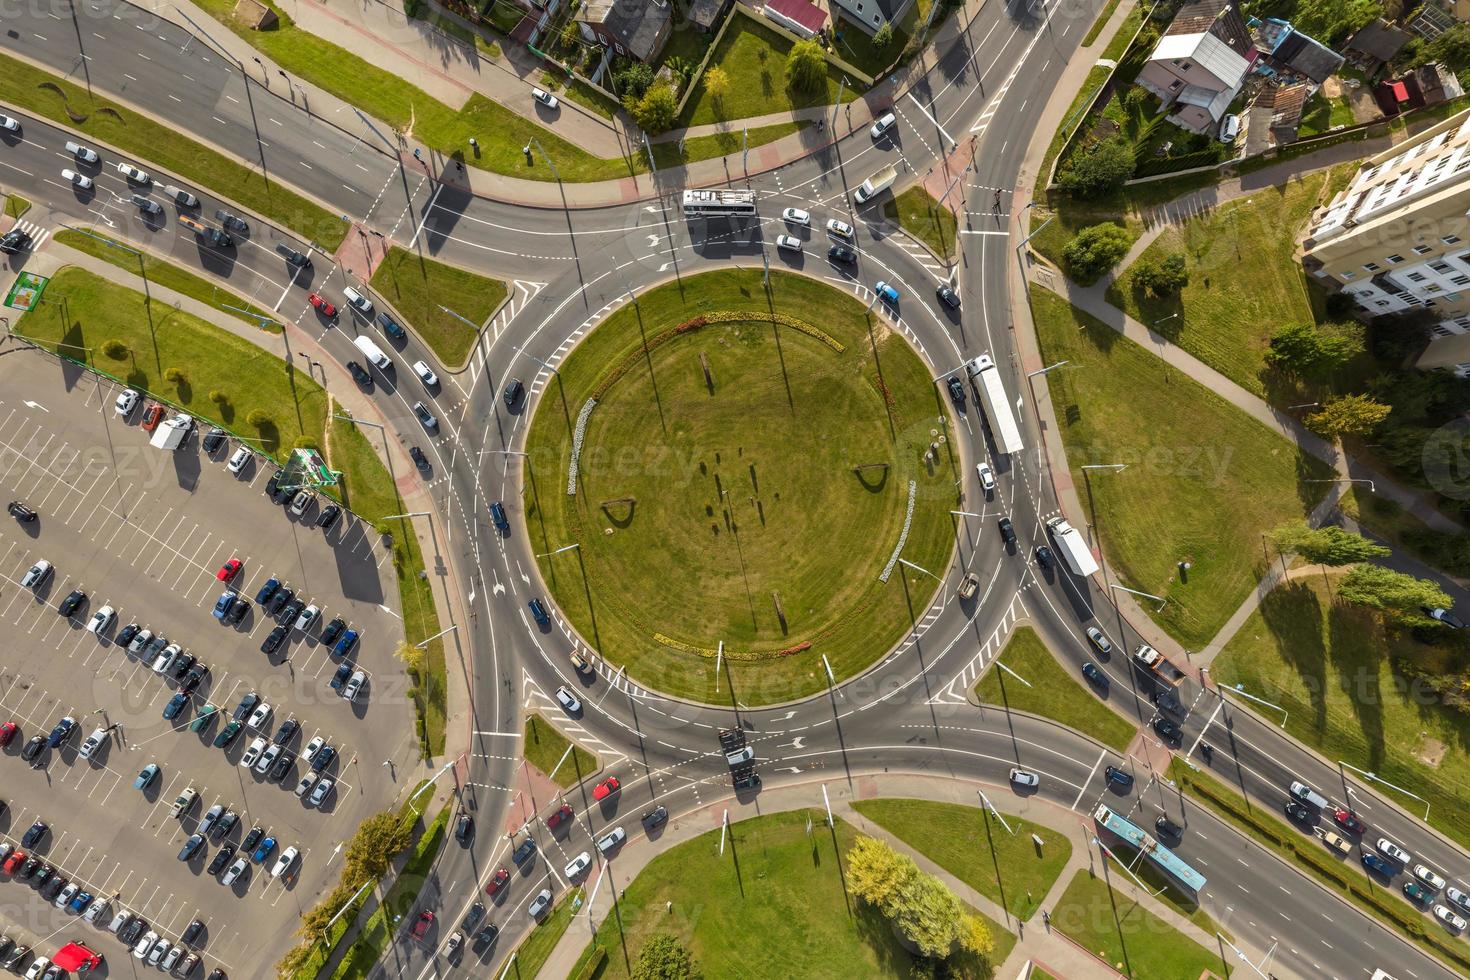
top-left (1301, 107), bottom-right (1470, 374)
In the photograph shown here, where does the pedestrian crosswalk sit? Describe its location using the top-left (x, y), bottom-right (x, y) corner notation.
top-left (5, 219), bottom-right (49, 250)
top-left (927, 593), bottom-right (1027, 705)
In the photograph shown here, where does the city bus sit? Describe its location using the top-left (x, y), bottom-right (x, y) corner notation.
top-left (681, 189), bottom-right (757, 219)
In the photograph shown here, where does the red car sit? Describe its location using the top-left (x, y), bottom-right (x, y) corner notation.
top-left (0, 722), bottom-right (16, 747)
top-left (1334, 808), bottom-right (1367, 835)
top-left (2, 850), bottom-right (25, 874)
top-left (308, 293), bottom-right (337, 318)
top-left (592, 777), bottom-right (620, 801)
top-left (484, 867), bottom-right (510, 896)
top-left (410, 910), bottom-right (434, 940)
top-left (217, 558), bottom-right (242, 582)
top-left (546, 804), bottom-right (573, 830)
top-left (141, 403), bottom-right (166, 431)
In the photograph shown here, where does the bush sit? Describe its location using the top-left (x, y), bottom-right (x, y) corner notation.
top-left (101, 339), bottom-right (129, 359)
top-left (872, 22), bottom-right (895, 48)
top-left (1059, 137), bottom-right (1135, 198)
top-left (625, 83), bottom-right (678, 134)
top-left (246, 408), bottom-right (271, 427)
top-left (1324, 290), bottom-right (1356, 318)
top-left (293, 436), bottom-right (320, 451)
top-left (164, 367), bottom-right (186, 384)
top-left (1062, 223), bottom-right (1133, 284)
top-left (1129, 252), bottom-right (1188, 297)
top-left (786, 38), bottom-right (828, 92)
top-left (209, 389), bottom-right (229, 405)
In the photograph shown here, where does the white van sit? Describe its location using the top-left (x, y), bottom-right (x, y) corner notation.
top-left (1219, 113), bottom-right (1240, 144)
top-left (343, 286), bottom-right (374, 318)
top-left (352, 335), bottom-right (392, 372)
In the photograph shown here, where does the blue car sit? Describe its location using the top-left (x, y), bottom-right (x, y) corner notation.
top-left (68, 890), bottom-right (92, 915)
top-left (162, 692), bottom-right (189, 720)
top-left (1081, 662), bottom-right (1108, 688)
top-left (212, 592), bottom-right (236, 621)
top-left (255, 577), bottom-right (281, 605)
top-left (252, 836), bottom-right (276, 863)
top-left (875, 281), bottom-right (900, 305)
top-left (528, 598), bottom-right (549, 628)
top-left (333, 630), bottom-right (358, 659)
top-left (47, 717), bottom-right (75, 747)
top-left (376, 312), bottom-right (406, 343)
top-left (490, 502), bottom-right (509, 533)
top-left (1361, 851), bottom-right (1396, 877)
top-left (134, 763), bottom-right (160, 790)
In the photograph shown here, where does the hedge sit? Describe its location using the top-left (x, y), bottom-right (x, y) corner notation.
top-left (573, 946), bottom-right (607, 980)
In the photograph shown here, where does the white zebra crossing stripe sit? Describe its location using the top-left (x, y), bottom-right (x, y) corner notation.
top-left (8, 220), bottom-right (49, 249)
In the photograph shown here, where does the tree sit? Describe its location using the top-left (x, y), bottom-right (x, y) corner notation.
top-left (1130, 252), bottom-right (1188, 297)
top-left (888, 868), bottom-right (964, 957)
top-left (164, 366), bottom-right (186, 383)
top-left (559, 20), bottom-right (579, 49)
top-left (703, 65), bottom-right (730, 103)
top-left (873, 21), bottom-right (896, 48)
top-left (102, 339), bottom-right (129, 359)
top-left (786, 38), bottom-right (828, 92)
top-left (246, 408), bottom-right (271, 427)
top-left (665, 56), bottom-right (692, 81)
top-left (956, 912), bottom-right (994, 957)
top-left (1268, 521), bottom-right (1390, 565)
top-left (1265, 321), bottom-right (1362, 379)
top-left (626, 83), bottom-right (678, 134)
top-left (846, 836), bottom-right (912, 908)
top-left (209, 389), bottom-right (229, 406)
top-left (1058, 137), bottom-right (1135, 198)
top-left (1306, 393), bottom-right (1392, 437)
top-left (395, 640), bottom-right (426, 676)
top-left (1338, 563), bottom-right (1451, 614)
top-left (1062, 223), bottom-right (1132, 284)
top-left (1292, 0), bottom-right (1380, 45)
top-left (615, 61), bottom-right (655, 98)
top-left (632, 934), bottom-right (701, 980)
top-left (342, 810), bottom-right (414, 881)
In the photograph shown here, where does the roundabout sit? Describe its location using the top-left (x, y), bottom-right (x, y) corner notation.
top-left (522, 270), bottom-right (960, 704)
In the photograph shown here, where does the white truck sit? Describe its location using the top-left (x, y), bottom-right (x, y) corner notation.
top-left (149, 415), bottom-right (190, 451)
top-left (853, 164), bottom-right (899, 206)
top-left (965, 355), bottom-right (1024, 455)
top-left (352, 334), bottom-right (392, 372)
top-left (1046, 517), bottom-right (1099, 577)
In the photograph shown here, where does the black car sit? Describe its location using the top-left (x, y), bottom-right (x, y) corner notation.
top-left (170, 652), bottom-right (197, 680)
top-left (6, 501), bottom-right (35, 522)
top-left (463, 902), bottom-right (485, 930)
top-left (278, 599), bottom-right (305, 625)
top-left (263, 472), bottom-right (282, 501)
top-left (1284, 800), bottom-right (1313, 824)
top-left (642, 806), bottom-right (668, 830)
top-left (117, 623), bottom-right (142, 648)
top-left (936, 284), bottom-right (961, 309)
top-left (273, 719), bottom-right (299, 746)
top-left (311, 745), bottom-right (336, 772)
top-left (119, 917), bottom-right (147, 945)
top-left (268, 750), bottom-right (295, 782)
top-left (181, 663), bottom-right (209, 694)
top-left (455, 813), bottom-right (474, 844)
top-left (39, 876), bottom-right (66, 901)
top-left (330, 662), bottom-right (352, 690)
top-left (2, 944), bottom-right (27, 970)
top-left (57, 590), bottom-right (85, 616)
top-left (275, 242), bottom-right (310, 268)
top-left (473, 924), bottom-right (499, 948)
top-left (410, 447), bottom-right (429, 471)
top-left (206, 844), bottom-right (235, 875)
top-left (318, 504), bottom-right (341, 531)
top-left (376, 312), bottom-right (407, 342)
top-left (232, 692), bottom-right (260, 722)
top-left (180, 918), bottom-right (205, 948)
top-left (1152, 716), bottom-right (1182, 743)
top-left (319, 618), bottom-right (347, 648)
top-left (346, 361), bottom-right (372, 388)
top-left (1104, 765), bottom-right (1133, 790)
top-left (21, 821), bottom-right (46, 848)
top-left (511, 839), bottom-right (536, 866)
top-left (946, 377), bottom-right (965, 404)
top-left (1081, 662), bottom-right (1107, 688)
top-left (503, 378), bottom-right (524, 409)
top-left (1154, 816), bottom-right (1182, 839)
top-left (19, 858), bottom-right (42, 881)
top-left (214, 210), bottom-right (249, 235)
top-left (225, 597), bottom-right (250, 625)
top-left (213, 810), bottom-right (239, 840)
top-left (20, 735), bottom-right (44, 762)
top-left (827, 244), bottom-right (857, 264)
top-left (268, 587), bottom-right (295, 616)
top-left (260, 626), bottom-right (288, 655)
top-left (202, 428), bottom-right (227, 454)
top-left (0, 228), bottom-right (32, 254)
top-left (997, 517), bottom-right (1017, 548)
top-left (27, 862), bottom-right (49, 885)
top-left (1035, 545), bottom-right (1054, 569)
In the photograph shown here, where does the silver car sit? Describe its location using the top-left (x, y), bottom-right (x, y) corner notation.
top-left (527, 888), bottom-right (552, 918)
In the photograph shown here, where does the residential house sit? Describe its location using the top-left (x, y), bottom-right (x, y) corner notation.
top-left (764, 0), bottom-right (827, 39)
top-left (1257, 81), bottom-right (1309, 145)
top-left (830, 0), bottom-right (913, 36)
top-left (1375, 62), bottom-right (1467, 116)
top-left (1135, 0), bottom-right (1255, 135)
top-left (1300, 107), bottom-right (1470, 374)
top-left (1254, 20), bottom-right (1344, 85)
top-left (688, 0), bottom-right (730, 33)
top-left (1344, 19), bottom-right (1411, 74)
top-left (575, 0), bottom-right (673, 63)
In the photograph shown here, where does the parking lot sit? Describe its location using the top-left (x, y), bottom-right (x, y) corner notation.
top-left (0, 349), bottom-right (417, 978)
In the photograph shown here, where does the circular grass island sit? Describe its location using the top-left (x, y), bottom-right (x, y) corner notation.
top-left (522, 270), bottom-right (961, 704)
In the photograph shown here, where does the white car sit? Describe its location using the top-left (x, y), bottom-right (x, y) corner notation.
top-left (781, 207), bottom-right (810, 226)
top-left (117, 162), bottom-right (151, 184)
top-left (532, 87), bottom-right (558, 110)
top-left (564, 851), bottom-right (592, 879)
top-left (1434, 903), bottom-right (1468, 933)
top-left (1377, 837), bottom-right (1411, 864)
top-left (20, 560), bottom-right (51, 589)
top-left (127, 628), bottom-right (153, 655)
top-left (555, 685), bottom-right (581, 714)
top-left (1447, 885), bottom-right (1470, 915)
top-left (132, 932), bottom-right (158, 959)
top-left (289, 491), bottom-right (312, 517)
top-left (86, 604), bottom-right (116, 634)
top-left (294, 771), bottom-right (319, 799)
top-left (294, 604), bottom-right (319, 631)
top-left (412, 360), bottom-right (438, 387)
top-left (247, 701), bottom-right (273, 730)
top-left (221, 857), bottom-right (248, 886)
top-left (308, 777), bottom-right (334, 807)
top-left (153, 643), bottom-right (182, 674)
top-left (976, 463), bottom-right (995, 492)
top-left (226, 446), bottom-right (251, 475)
top-left (160, 945), bottom-right (184, 973)
top-left (304, 735), bottom-right (326, 761)
top-left (78, 726), bottom-right (108, 760)
top-left (0, 115), bottom-right (19, 133)
top-left (527, 888), bottom-right (552, 918)
top-left (342, 670), bottom-right (366, 702)
top-left (271, 845), bottom-right (299, 877)
top-left (147, 940), bottom-right (169, 967)
top-left (775, 234), bottom-right (802, 253)
top-left (84, 898), bottom-right (111, 925)
top-left (1415, 864), bottom-right (1447, 891)
top-left (61, 167), bottom-right (94, 189)
top-left (54, 882), bottom-right (80, 909)
top-left (24, 958), bottom-right (50, 980)
top-left (255, 742), bottom-right (282, 774)
top-left (596, 826), bottom-right (625, 854)
top-left (826, 218), bottom-right (854, 238)
top-left (239, 736), bottom-right (268, 769)
top-left (171, 187), bottom-right (199, 208)
top-left (869, 112), bottom-right (896, 139)
top-left (1009, 767), bottom-right (1040, 788)
top-left (115, 388), bottom-right (140, 417)
top-left (107, 909), bottom-right (131, 934)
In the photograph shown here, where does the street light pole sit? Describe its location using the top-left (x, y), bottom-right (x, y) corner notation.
top-left (1025, 360), bottom-right (1069, 378)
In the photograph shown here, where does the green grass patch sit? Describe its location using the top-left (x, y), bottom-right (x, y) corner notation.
top-left (1212, 571), bottom-right (1470, 852)
top-left (1082, 0), bottom-right (1129, 46)
top-left (1029, 286), bottom-right (1332, 648)
top-left (329, 415), bottom-right (445, 754)
top-left (651, 121), bottom-right (808, 169)
top-left (1051, 868), bottom-right (1225, 980)
top-left (883, 186), bottom-right (957, 261)
top-left (54, 229), bottom-right (276, 329)
top-left (524, 712), bottom-right (598, 788)
top-left (330, 806), bottom-right (451, 980)
top-left (851, 797), bottom-right (1071, 920)
top-left (511, 886), bottom-right (583, 980)
top-left (563, 78), bottom-right (622, 121)
top-left (367, 246), bottom-right (507, 367)
top-left (682, 16), bottom-right (861, 126)
top-left (19, 266), bottom-right (326, 457)
top-left (0, 53), bottom-right (344, 249)
top-left (4, 193), bottom-right (30, 219)
top-left (523, 270), bottom-right (958, 704)
top-left (1297, 92), bottom-right (1356, 137)
top-left (1040, 65), bottom-right (1112, 184)
top-left (1101, 5), bottom-right (1144, 62)
top-left (189, 0), bottom-right (641, 183)
top-left (567, 809), bottom-right (1012, 980)
top-left (1170, 758), bottom-right (1470, 976)
top-left (1107, 171), bottom-right (1333, 397)
top-left (975, 626), bottom-right (1136, 751)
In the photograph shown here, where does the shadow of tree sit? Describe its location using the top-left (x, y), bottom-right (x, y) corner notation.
top-left (1260, 581), bottom-right (1328, 734)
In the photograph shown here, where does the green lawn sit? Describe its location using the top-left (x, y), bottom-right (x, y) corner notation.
top-left (189, 0), bottom-right (642, 183)
top-left (523, 270), bottom-right (958, 704)
top-left (54, 230), bottom-right (274, 329)
top-left (884, 186), bottom-right (957, 261)
top-left (368, 246), bottom-right (507, 367)
top-left (329, 414), bottom-right (445, 754)
top-left (1051, 869), bottom-right (1224, 980)
top-left (1029, 286), bottom-right (1332, 648)
top-left (851, 797), bottom-right (1071, 920)
top-left (682, 15), bottom-right (862, 126)
top-left (524, 712), bottom-right (598, 788)
top-left (1213, 572), bottom-right (1470, 851)
top-left (1298, 92), bottom-right (1356, 137)
top-left (19, 266), bottom-right (326, 457)
top-left (507, 887), bottom-right (583, 980)
top-left (0, 53), bottom-right (345, 250)
top-left (566, 809), bottom-right (1010, 979)
top-left (1107, 171), bottom-right (1331, 398)
top-left (975, 627), bottom-right (1136, 751)
top-left (1040, 65), bottom-right (1112, 184)
top-left (4, 192), bottom-right (29, 219)
top-left (1082, 0), bottom-right (1129, 46)
top-left (651, 121), bottom-right (808, 169)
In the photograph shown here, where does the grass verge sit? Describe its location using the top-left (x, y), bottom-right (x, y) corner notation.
top-left (524, 712), bottom-right (598, 789)
top-left (1039, 65), bottom-right (1112, 185)
top-left (329, 414), bottom-right (445, 754)
top-left (974, 626), bottom-right (1136, 751)
top-left (883, 186), bottom-right (957, 261)
top-left (1082, 0), bottom-right (1128, 46)
top-left (651, 121), bottom-right (808, 169)
top-left (510, 887), bottom-right (583, 980)
top-left (367, 246), bottom-right (507, 367)
top-left (851, 797), bottom-right (1071, 920)
top-left (54, 229), bottom-right (275, 329)
top-left (1051, 868), bottom-right (1226, 979)
top-left (4, 193), bottom-right (30, 219)
top-left (1029, 285), bottom-right (1332, 648)
top-left (0, 52), bottom-right (345, 250)
top-left (1169, 759), bottom-right (1470, 976)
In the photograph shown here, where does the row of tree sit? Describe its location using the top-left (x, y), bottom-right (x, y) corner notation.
top-left (1268, 520), bottom-right (1452, 617)
top-left (846, 836), bottom-right (993, 963)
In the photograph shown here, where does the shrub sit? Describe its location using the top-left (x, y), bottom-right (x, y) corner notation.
top-left (1062, 223), bottom-right (1133, 284)
top-left (246, 408), bottom-right (271, 427)
top-left (1130, 252), bottom-right (1188, 297)
top-left (293, 436), bottom-right (320, 451)
top-left (1059, 137), bottom-right (1135, 198)
top-left (164, 367), bottom-right (186, 384)
top-left (872, 22), bottom-right (895, 48)
top-left (101, 339), bottom-right (129, 359)
top-left (209, 389), bottom-right (229, 405)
